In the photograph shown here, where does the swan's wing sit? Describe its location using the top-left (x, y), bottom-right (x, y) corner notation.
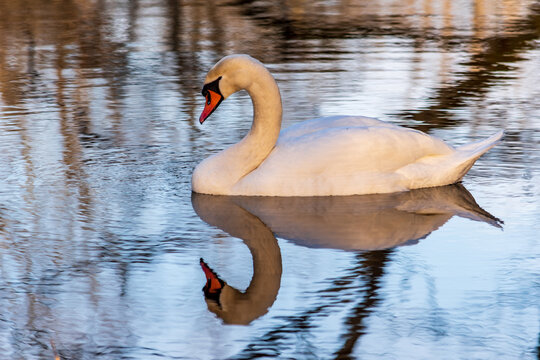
top-left (273, 122), bottom-right (453, 174)
top-left (279, 115), bottom-right (396, 141)
top-left (233, 120), bottom-right (455, 195)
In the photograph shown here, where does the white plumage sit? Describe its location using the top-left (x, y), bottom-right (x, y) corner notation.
top-left (192, 54), bottom-right (503, 196)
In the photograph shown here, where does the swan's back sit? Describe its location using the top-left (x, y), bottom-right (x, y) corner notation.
top-left (232, 116), bottom-right (459, 196)
top-left (277, 115), bottom-right (393, 141)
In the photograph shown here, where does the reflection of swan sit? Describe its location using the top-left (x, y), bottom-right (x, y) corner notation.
top-left (193, 193), bottom-right (282, 325)
top-left (194, 184), bottom-right (501, 252)
top-left (193, 185), bottom-right (500, 324)
top-left (192, 54), bottom-right (503, 196)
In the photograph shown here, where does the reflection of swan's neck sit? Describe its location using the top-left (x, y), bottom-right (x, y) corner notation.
top-left (206, 218), bottom-right (282, 325)
top-left (241, 221), bottom-right (282, 309)
top-left (193, 193), bottom-right (283, 324)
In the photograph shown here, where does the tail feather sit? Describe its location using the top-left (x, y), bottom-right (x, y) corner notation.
top-left (397, 130), bottom-right (504, 189)
top-left (449, 130), bottom-right (504, 182)
top-left (456, 130), bottom-right (504, 154)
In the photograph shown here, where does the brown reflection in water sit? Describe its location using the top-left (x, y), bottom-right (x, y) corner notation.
top-left (1, 0), bottom-right (536, 148)
top-left (399, 1), bottom-right (540, 131)
top-left (0, 0), bottom-right (536, 357)
top-left (223, 0), bottom-right (539, 130)
top-left (0, 2), bottom-right (173, 355)
top-left (165, 0), bottom-right (205, 132)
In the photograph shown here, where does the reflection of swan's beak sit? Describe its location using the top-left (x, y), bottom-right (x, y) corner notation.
top-left (200, 258), bottom-right (224, 303)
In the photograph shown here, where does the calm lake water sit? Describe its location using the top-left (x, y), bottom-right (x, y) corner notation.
top-left (1, 0), bottom-right (539, 359)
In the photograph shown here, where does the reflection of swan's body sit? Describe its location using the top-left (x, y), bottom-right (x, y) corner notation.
top-left (193, 194), bottom-right (282, 325)
top-left (194, 184), bottom-right (501, 252)
top-left (193, 184), bottom-right (500, 324)
top-left (192, 54), bottom-right (503, 196)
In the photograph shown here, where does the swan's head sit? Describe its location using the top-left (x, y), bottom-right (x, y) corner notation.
top-left (199, 257), bottom-right (275, 325)
top-left (200, 258), bottom-right (225, 302)
top-left (199, 54), bottom-right (267, 124)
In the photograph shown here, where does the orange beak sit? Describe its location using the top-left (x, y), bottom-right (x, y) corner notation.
top-left (199, 90), bottom-right (223, 124)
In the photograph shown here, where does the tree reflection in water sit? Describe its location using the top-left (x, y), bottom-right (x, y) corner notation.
top-left (0, 0), bottom-right (538, 358)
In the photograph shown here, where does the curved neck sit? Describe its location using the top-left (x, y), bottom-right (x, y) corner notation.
top-left (192, 64), bottom-right (283, 195)
top-left (245, 69), bottom-right (282, 147)
top-left (231, 67), bottom-right (282, 179)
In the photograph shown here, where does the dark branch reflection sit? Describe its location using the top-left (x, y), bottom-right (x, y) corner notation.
top-left (0, 0), bottom-right (536, 358)
top-left (224, 0), bottom-right (540, 131)
top-left (333, 250), bottom-right (391, 360)
top-left (398, 1), bottom-right (540, 132)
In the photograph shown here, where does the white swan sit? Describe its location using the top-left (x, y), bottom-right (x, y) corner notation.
top-left (192, 54), bottom-right (503, 196)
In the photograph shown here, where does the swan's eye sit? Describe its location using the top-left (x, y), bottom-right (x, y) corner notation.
top-left (206, 93), bottom-right (211, 105)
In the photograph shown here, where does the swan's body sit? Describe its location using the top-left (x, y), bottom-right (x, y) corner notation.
top-left (193, 54), bottom-right (503, 196)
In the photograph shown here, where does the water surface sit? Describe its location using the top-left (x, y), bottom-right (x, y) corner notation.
top-left (0, 0), bottom-right (539, 359)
